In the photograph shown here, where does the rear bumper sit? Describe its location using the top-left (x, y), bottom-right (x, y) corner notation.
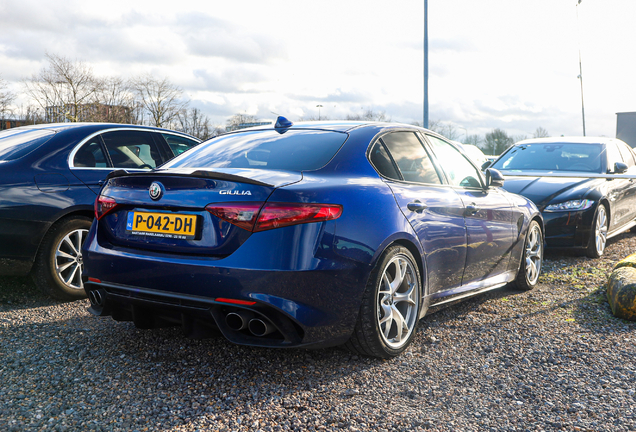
top-left (82, 222), bottom-right (371, 348)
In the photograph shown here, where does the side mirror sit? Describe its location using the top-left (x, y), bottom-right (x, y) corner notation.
top-left (481, 160), bottom-right (492, 170)
top-left (485, 168), bottom-right (504, 188)
top-left (614, 162), bottom-right (628, 174)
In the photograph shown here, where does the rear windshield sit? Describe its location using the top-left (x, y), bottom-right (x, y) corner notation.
top-left (0, 129), bottom-right (56, 161)
top-left (492, 143), bottom-right (604, 173)
top-left (163, 129), bottom-right (348, 171)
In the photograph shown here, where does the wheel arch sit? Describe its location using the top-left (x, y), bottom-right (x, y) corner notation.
top-left (32, 208), bottom-right (95, 264)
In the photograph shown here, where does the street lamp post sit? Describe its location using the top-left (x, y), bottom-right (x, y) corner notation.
top-left (316, 104), bottom-right (323, 121)
top-left (576, 0), bottom-right (586, 136)
top-left (423, 0), bottom-right (429, 129)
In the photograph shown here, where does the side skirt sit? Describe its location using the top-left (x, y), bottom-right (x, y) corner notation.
top-left (425, 270), bottom-right (517, 309)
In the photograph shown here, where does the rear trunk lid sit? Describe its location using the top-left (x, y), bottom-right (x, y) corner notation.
top-left (96, 168), bottom-right (302, 256)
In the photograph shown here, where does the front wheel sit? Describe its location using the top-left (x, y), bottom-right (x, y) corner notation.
top-left (512, 220), bottom-right (543, 291)
top-left (345, 246), bottom-right (422, 358)
top-left (32, 216), bottom-right (92, 300)
top-left (586, 204), bottom-right (608, 258)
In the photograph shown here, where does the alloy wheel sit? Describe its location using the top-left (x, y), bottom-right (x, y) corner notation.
top-left (525, 223), bottom-right (542, 285)
top-left (54, 228), bottom-right (88, 291)
top-left (377, 254), bottom-right (419, 349)
top-left (595, 206), bottom-right (608, 256)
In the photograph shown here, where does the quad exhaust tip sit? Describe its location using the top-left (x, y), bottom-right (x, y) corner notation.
top-left (225, 310), bottom-right (276, 337)
top-left (88, 289), bottom-right (104, 307)
top-left (248, 318), bottom-right (275, 337)
top-left (225, 311), bottom-right (253, 331)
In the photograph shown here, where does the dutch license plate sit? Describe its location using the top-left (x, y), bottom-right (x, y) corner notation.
top-left (126, 211), bottom-right (197, 239)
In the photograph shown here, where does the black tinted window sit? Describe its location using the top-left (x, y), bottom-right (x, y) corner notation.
top-left (617, 142), bottom-right (635, 168)
top-left (164, 130), bottom-right (347, 171)
top-left (101, 130), bottom-right (162, 169)
top-left (381, 132), bottom-right (441, 184)
top-left (161, 133), bottom-right (200, 156)
top-left (369, 141), bottom-right (400, 180)
top-left (73, 139), bottom-right (108, 168)
top-left (0, 129), bottom-right (55, 161)
top-left (492, 143), bottom-right (603, 173)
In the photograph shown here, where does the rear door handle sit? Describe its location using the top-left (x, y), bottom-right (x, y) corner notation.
top-left (407, 201), bottom-right (428, 213)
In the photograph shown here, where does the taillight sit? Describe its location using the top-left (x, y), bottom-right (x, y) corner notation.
top-left (205, 202), bottom-right (342, 232)
top-left (205, 203), bottom-right (264, 231)
top-left (254, 203), bottom-right (342, 232)
top-left (95, 195), bottom-right (119, 220)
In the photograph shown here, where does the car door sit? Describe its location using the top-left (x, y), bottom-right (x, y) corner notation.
top-left (605, 141), bottom-right (635, 231)
top-left (369, 131), bottom-right (468, 295)
top-left (424, 134), bottom-right (516, 285)
top-left (615, 141), bottom-right (636, 226)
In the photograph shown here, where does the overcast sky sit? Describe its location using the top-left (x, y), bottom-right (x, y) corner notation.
top-left (1, 0), bottom-right (634, 139)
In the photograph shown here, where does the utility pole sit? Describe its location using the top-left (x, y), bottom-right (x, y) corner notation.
top-left (576, 0), bottom-right (586, 136)
top-left (423, 0), bottom-right (429, 129)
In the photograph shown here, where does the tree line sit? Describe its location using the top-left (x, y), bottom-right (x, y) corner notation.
top-left (0, 54), bottom-right (223, 139)
top-left (0, 54), bottom-right (548, 149)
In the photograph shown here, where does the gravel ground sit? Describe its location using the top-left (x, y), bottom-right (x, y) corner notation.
top-left (1, 233), bottom-right (636, 432)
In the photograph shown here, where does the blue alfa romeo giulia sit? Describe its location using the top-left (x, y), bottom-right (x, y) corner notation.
top-left (83, 119), bottom-right (542, 358)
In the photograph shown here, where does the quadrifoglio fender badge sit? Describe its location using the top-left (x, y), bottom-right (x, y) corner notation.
top-left (219, 190), bottom-right (252, 195)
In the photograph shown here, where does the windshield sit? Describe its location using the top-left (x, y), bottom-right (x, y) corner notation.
top-left (0, 129), bottom-right (56, 161)
top-left (163, 129), bottom-right (348, 171)
top-left (492, 143), bottom-right (604, 173)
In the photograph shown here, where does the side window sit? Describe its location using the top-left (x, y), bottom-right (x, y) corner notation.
top-left (100, 130), bottom-right (162, 169)
top-left (162, 133), bottom-right (200, 157)
top-left (617, 142), bottom-right (635, 168)
top-left (73, 139), bottom-right (108, 168)
top-left (605, 142), bottom-right (623, 172)
top-left (369, 141), bottom-right (401, 180)
top-left (426, 135), bottom-right (483, 188)
top-left (381, 132), bottom-right (441, 184)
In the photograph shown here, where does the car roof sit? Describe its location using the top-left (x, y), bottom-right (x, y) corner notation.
top-left (4, 122), bottom-right (198, 138)
top-left (228, 120), bottom-right (436, 135)
top-left (515, 136), bottom-right (627, 146)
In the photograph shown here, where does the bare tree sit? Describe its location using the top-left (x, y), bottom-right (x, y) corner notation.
top-left (131, 74), bottom-right (187, 128)
top-left (176, 107), bottom-right (214, 140)
top-left (345, 109), bottom-right (390, 122)
top-left (22, 53), bottom-right (102, 122)
top-left (226, 113), bottom-right (259, 131)
top-left (484, 128), bottom-right (514, 155)
top-left (464, 134), bottom-right (483, 147)
top-left (0, 76), bottom-right (16, 120)
top-left (533, 127), bottom-right (549, 138)
top-left (94, 76), bottom-right (136, 124)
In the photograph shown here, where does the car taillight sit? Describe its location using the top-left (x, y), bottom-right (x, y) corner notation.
top-left (95, 195), bottom-right (119, 220)
top-left (205, 203), bottom-right (264, 231)
top-left (254, 203), bottom-right (342, 232)
top-left (205, 202), bottom-right (342, 232)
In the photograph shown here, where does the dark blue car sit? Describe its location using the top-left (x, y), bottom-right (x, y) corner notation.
top-left (83, 119), bottom-right (542, 358)
top-left (0, 123), bottom-right (200, 299)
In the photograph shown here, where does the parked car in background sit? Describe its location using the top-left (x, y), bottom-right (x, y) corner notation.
top-left (83, 118), bottom-right (542, 358)
top-left (489, 137), bottom-right (636, 257)
top-left (460, 143), bottom-right (489, 167)
top-left (0, 123), bottom-right (200, 299)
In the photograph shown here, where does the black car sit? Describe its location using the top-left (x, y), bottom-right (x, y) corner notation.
top-left (489, 137), bottom-right (636, 257)
top-left (0, 123), bottom-right (200, 299)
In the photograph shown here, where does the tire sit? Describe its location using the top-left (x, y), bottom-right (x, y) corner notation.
top-left (345, 246), bottom-right (422, 358)
top-left (586, 204), bottom-right (608, 258)
top-left (512, 220), bottom-right (543, 291)
top-left (32, 216), bottom-right (92, 300)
